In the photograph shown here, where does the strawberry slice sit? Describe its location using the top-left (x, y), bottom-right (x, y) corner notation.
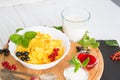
top-left (77, 53), bottom-right (98, 69)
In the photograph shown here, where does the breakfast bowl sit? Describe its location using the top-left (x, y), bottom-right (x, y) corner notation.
top-left (8, 26), bottom-right (70, 70)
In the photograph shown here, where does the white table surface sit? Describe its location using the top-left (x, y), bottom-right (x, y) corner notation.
top-left (0, 0), bottom-right (120, 47)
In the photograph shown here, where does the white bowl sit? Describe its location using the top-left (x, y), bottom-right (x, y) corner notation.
top-left (9, 26), bottom-right (70, 70)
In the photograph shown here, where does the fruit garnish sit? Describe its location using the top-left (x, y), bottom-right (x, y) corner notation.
top-left (69, 55), bottom-right (89, 72)
top-left (16, 51), bottom-right (30, 61)
top-left (48, 48), bottom-right (59, 62)
top-left (0, 49), bottom-right (10, 56)
top-left (77, 53), bottom-right (98, 69)
top-left (76, 46), bottom-right (90, 53)
top-left (1, 61), bottom-right (17, 70)
top-left (78, 32), bottom-right (100, 48)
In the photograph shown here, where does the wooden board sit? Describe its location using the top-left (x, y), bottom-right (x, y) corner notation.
top-left (0, 42), bottom-right (104, 80)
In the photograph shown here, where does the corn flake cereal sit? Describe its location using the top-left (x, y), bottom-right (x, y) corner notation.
top-left (16, 32), bottom-right (64, 64)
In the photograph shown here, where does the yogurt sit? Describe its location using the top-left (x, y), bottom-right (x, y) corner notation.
top-left (64, 66), bottom-right (88, 80)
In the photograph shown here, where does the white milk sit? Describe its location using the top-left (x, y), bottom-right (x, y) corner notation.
top-left (63, 15), bottom-right (88, 42)
top-left (64, 66), bottom-right (88, 80)
top-left (62, 7), bottom-right (90, 42)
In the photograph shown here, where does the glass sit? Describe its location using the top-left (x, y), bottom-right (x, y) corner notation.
top-left (61, 7), bottom-right (91, 42)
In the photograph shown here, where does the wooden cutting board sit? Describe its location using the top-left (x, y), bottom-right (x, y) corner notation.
top-left (0, 42), bottom-right (104, 80)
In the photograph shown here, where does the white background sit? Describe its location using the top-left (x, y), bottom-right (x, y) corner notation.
top-left (0, 0), bottom-right (120, 48)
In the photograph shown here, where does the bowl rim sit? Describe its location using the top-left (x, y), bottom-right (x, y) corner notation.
top-left (9, 26), bottom-right (70, 67)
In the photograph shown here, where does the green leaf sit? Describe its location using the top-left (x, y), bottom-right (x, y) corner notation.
top-left (105, 40), bottom-right (119, 46)
top-left (16, 28), bottom-right (23, 33)
top-left (82, 57), bottom-right (90, 67)
top-left (74, 63), bottom-right (81, 72)
top-left (24, 31), bottom-right (37, 40)
top-left (22, 38), bottom-right (29, 48)
top-left (68, 60), bottom-right (74, 65)
top-left (72, 56), bottom-right (80, 64)
top-left (14, 37), bottom-right (22, 45)
top-left (90, 38), bottom-right (96, 44)
top-left (10, 34), bottom-right (22, 44)
top-left (54, 26), bottom-right (62, 31)
top-left (78, 32), bottom-right (100, 48)
top-left (69, 55), bottom-right (81, 72)
top-left (92, 42), bottom-right (100, 48)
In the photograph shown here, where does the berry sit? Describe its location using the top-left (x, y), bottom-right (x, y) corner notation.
top-left (3, 49), bottom-right (9, 53)
top-left (31, 76), bottom-right (36, 80)
top-left (21, 57), bottom-right (25, 61)
top-left (50, 58), bottom-right (55, 62)
top-left (76, 46), bottom-right (83, 52)
top-left (11, 64), bottom-right (17, 70)
top-left (4, 52), bottom-right (9, 56)
top-left (53, 48), bottom-right (59, 52)
top-left (48, 48), bottom-right (59, 62)
top-left (7, 65), bottom-right (12, 70)
top-left (48, 54), bottom-right (52, 58)
top-left (1, 61), bottom-right (17, 70)
top-left (0, 49), bottom-right (3, 54)
top-left (3, 49), bottom-right (10, 56)
top-left (23, 52), bottom-right (29, 56)
top-left (25, 56), bottom-right (30, 61)
top-left (16, 52), bottom-right (22, 57)
top-left (4, 61), bottom-right (9, 65)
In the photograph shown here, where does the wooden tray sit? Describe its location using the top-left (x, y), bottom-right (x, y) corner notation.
top-left (0, 42), bottom-right (104, 80)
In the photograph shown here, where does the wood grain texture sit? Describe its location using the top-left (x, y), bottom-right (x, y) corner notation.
top-left (0, 42), bottom-right (104, 80)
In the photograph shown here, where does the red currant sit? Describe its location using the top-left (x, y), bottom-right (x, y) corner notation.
top-left (30, 76), bottom-right (36, 80)
top-left (11, 64), bottom-right (17, 70)
top-left (1, 61), bottom-right (17, 70)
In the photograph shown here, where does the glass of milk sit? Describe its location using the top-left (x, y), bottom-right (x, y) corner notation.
top-left (61, 7), bottom-right (91, 42)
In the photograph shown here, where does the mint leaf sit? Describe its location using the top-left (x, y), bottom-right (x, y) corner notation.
top-left (78, 32), bottom-right (100, 48)
top-left (10, 34), bottom-right (22, 43)
top-left (16, 28), bottom-right (23, 33)
top-left (14, 37), bottom-right (22, 45)
top-left (92, 42), bottom-right (100, 48)
top-left (90, 38), bottom-right (96, 44)
top-left (74, 63), bottom-right (81, 72)
top-left (10, 31), bottom-right (36, 48)
top-left (22, 38), bottom-right (29, 48)
top-left (105, 40), bottom-right (119, 46)
top-left (54, 26), bottom-right (62, 31)
top-left (24, 31), bottom-right (36, 40)
top-left (69, 56), bottom-right (81, 72)
top-left (82, 57), bottom-right (90, 67)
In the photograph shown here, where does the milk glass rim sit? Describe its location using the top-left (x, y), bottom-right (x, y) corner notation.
top-left (61, 7), bottom-right (91, 23)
